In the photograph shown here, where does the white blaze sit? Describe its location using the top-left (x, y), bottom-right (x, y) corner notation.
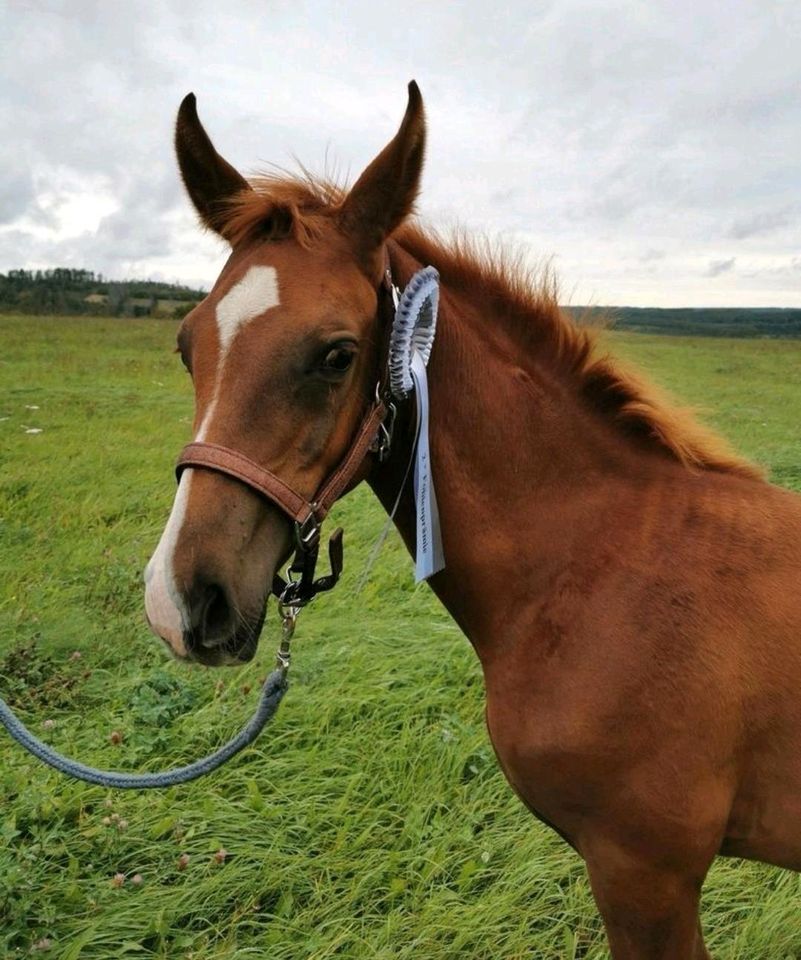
top-left (144, 265), bottom-right (280, 653)
top-left (199, 265), bottom-right (281, 440)
top-left (216, 265), bottom-right (280, 355)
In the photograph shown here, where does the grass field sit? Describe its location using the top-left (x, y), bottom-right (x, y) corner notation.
top-left (1, 314), bottom-right (801, 959)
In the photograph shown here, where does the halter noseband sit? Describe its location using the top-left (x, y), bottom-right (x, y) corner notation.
top-left (174, 252), bottom-right (399, 610)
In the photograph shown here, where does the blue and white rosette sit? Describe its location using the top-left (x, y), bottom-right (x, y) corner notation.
top-left (388, 266), bottom-right (445, 582)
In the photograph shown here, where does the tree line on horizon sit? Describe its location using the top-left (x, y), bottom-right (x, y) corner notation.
top-left (0, 268), bottom-right (206, 318)
top-left (569, 306), bottom-right (801, 338)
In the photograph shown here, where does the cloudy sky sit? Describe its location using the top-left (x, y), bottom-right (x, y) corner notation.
top-left (1, 0), bottom-right (798, 306)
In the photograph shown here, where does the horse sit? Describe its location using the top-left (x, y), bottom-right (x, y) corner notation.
top-left (144, 82), bottom-right (801, 958)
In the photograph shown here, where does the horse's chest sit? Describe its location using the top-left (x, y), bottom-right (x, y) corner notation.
top-left (482, 673), bottom-right (604, 846)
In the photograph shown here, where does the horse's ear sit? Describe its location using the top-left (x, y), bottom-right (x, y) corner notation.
top-left (175, 93), bottom-right (251, 238)
top-left (338, 81), bottom-right (426, 260)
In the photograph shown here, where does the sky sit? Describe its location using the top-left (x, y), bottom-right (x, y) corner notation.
top-left (1, 0), bottom-right (798, 307)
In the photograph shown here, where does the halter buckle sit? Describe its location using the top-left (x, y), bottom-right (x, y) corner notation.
top-left (295, 509), bottom-right (320, 550)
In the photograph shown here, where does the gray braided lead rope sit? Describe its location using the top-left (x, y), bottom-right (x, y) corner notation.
top-left (0, 667), bottom-right (287, 789)
top-left (0, 608), bottom-right (297, 789)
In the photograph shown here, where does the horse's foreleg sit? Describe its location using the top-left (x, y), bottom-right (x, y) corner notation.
top-left (584, 840), bottom-right (712, 960)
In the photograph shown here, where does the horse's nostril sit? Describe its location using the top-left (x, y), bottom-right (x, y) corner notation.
top-left (196, 582), bottom-right (234, 647)
top-left (205, 586), bottom-right (230, 636)
top-left (181, 576), bottom-right (262, 666)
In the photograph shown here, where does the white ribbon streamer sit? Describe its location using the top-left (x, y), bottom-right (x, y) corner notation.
top-left (410, 351), bottom-right (444, 581)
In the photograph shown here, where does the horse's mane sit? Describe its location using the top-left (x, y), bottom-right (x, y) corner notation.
top-left (224, 175), bottom-right (763, 481)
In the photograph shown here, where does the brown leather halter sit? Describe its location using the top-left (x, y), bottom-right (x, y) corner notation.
top-left (175, 254), bottom-right (399, 609)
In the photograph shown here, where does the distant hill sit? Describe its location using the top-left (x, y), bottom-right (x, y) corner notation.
top-left (569, 306), bottom-right (801, 338)
top-left (0, 268), bottom-right (206, 318)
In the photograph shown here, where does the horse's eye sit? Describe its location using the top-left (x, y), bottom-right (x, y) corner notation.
top-left (321, 345), bottom-right (356, 375)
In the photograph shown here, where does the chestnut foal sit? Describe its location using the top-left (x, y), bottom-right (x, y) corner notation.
top-left (145, 84), bottom-right (801, 958)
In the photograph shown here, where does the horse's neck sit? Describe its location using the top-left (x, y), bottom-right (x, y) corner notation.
top-left (368, 246), bottom-right (650, 659)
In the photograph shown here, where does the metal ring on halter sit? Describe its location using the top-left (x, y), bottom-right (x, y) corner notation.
top-left (278, 561), bottom-right (305, 609)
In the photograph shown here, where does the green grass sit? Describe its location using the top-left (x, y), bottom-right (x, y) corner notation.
top-left (1, 315), bottom-right (801, 959)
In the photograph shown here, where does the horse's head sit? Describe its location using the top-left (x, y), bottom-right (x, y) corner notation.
top-left (145, 83), bottom-right (425, 665)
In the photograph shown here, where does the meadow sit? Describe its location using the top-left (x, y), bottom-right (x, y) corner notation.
top-left (1, 314), bottom-right (801, 959)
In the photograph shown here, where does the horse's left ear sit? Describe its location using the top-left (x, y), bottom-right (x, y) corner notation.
top-left (338, 81), bottom-right (426, 261)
